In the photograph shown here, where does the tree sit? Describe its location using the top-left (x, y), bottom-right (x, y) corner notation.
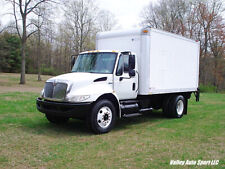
top-left (64, 0), bottom-right (97, 55)
top-left (6, 0), bottom-right (53, 84)
top-left (141, 0), bottom-right (189, 35)
top-left (196, 0), bottom-right (224, 85)
top-left (97, 10), bottom-right (117, 32)
top-left (209, 14), bottom-right (225, 90)
top-left (0, 22), bottom-right (4, 34)
top-left (32, 4), bottom-right (50, 81)
top-left (0, 32), bottom-right (21, 73)
top-left (197, 0), bottom-right (224, 55)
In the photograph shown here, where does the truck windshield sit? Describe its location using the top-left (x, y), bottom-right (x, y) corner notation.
top-left (72, 52), bottom-right (117, 74)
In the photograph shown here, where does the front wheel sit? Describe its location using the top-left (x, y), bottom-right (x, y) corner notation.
top-left (87, 99), bottom-right (116, 134)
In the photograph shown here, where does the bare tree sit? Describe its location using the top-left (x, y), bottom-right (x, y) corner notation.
top-left (64, 0), bottom-right (97, 55)
top-left (208, 8), bottom-right (225, 90)
top-left (6, 0), bottom-right (53, 84)
top-left (0, 21), bottom-right (11, 34)
top-left (141, 0), bottom-right (188, 35)
top-left (97, 10), bottom-right (117, 32)
top-left (197, 0), bottom-right (224, 55)
top-left (55, 23), bottom-right (74, 72)
top-left (32, 4), bottom-right (50, 81)
top-left (196, 0), bottom-right (224, 85)
top-left (0, 22), bottom-right (4, 34)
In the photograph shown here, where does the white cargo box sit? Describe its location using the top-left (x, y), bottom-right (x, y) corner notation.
top-left (96, 27), bottom-right (200, 95)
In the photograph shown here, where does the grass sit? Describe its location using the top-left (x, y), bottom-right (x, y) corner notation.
top-left (0, 73), bottom-right (224, 168)
top-left (199, 84), bottom-right (217, 93)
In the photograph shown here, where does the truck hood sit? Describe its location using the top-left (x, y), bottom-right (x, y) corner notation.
top-left (46, 72), bottom-right (113, 92)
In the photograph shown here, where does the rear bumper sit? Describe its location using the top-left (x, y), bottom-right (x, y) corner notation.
top-left (36, 97), bottom-right (92, 119)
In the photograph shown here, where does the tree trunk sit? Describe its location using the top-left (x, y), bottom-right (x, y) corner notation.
top-left (20, 40), bottom-right (26, 84)
top-left (20, 15), bottom-right (27, 84)
top-left (37, 28), bottom-right (42, 81)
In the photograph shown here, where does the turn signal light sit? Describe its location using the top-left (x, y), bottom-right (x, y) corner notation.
top-left (143, 30), bottom-right (148, 33)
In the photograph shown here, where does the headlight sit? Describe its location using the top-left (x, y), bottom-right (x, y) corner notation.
top-left (40, 89), bottom-right (44, 98)
top-left (66, 95), bottom-right (90, 102)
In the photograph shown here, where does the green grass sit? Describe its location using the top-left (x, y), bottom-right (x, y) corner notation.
top-left (199, 84), bottom-right (217, 93)
top-left (0, 92), bottom-right (224, 169)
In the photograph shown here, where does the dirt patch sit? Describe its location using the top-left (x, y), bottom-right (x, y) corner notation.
top-left (0, 85), bottom-right (42, 94)
top-left (0, 73), bottom-right (48, 93)
top-left (0, 79), bottom-right (14, 87)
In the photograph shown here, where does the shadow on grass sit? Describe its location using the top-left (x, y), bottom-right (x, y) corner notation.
top-left (114, 110), bottom-right (166, 131)
top-left (19, 118), bottom-right (92, 137)
top-left (20, 110), bottom-right (166, 136)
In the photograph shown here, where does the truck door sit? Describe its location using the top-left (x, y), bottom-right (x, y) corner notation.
top-left (113, 53), bottom-right (138, 100)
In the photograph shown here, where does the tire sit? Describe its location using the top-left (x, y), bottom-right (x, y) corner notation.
top-left (169, 95), bottom-right (186, 118)
top-left (86, 99), bottom-right (116, 134)
top-left (163, 95), bottom-right (174, 117)
top-left (45, 114), bottom-right (69, 124)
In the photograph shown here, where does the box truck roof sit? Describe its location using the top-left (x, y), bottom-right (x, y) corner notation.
top-left (97, 27), bottom-right (198, 44)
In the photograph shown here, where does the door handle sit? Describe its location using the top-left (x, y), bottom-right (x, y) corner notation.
top-left (132, 83), bottom-right (135, 91)
top-left (119, 77), bottom-right (131, 81)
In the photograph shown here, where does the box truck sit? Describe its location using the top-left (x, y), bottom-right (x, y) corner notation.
top-left (36, 27), bottom-right (200, 134)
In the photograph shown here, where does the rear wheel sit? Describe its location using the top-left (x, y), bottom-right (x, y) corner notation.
top-left (45, 114), bottom-right (69, 124)
top-left (87, 99), bottom-right (116, 134)
top-left (163, 95), bottom-right (173, 117)
top-left (170, 95), bottom-right (186, 118)
top-left (163, 95), bottom-right (187, 118)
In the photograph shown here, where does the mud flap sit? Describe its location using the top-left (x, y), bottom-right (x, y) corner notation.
top-left (194, 88), bottom-right (200, 102)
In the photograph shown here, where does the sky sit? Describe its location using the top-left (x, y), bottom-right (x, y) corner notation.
top-left (96, 0), bottom-right (158, 29)
top-left (0, 0), bottom-right (158, 30)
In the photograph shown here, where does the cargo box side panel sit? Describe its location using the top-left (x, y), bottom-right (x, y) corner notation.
top-left (96, 29), bottom-right (142, 56)
top-left (96, 35), bottom-right (141, 56)
top-left (148, 29), bottom-right (199, 94)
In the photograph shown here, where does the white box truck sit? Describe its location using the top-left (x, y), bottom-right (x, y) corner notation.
top-left (37, 27), bottom-right (200, 134)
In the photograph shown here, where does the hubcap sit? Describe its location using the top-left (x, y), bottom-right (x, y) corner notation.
top-left (97, 106), bottom-right (112, 129)
top-left (176, 100), bottom-right (184, 115)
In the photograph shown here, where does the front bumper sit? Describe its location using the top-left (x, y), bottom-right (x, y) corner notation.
top-left (36, 97), bottom-right (92, 119)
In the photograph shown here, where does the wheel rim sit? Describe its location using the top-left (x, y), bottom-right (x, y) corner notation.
top-left (176, 100), bottom-right (184, 115)
top-left (97, 106), bottom-right (112, 129)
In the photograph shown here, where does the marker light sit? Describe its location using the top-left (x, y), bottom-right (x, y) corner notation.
top-left (143, 30), bottom-right (149, 33)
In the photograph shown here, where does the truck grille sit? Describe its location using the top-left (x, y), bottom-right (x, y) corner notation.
top-left (44, 82), bottom-right (68, 100)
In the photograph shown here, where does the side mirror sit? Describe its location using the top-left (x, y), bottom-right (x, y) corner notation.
top-left (71, 55), bottom-right (76, 69)
top-left (129, 55), bottom-right (135, 70)
top-left (129, 69), bottom-right (135, 77)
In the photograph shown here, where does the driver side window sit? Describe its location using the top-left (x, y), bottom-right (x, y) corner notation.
top-left (116, 54), bottom-right (129, 76)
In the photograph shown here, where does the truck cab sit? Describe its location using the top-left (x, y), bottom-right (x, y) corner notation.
top-left (37, 27), bottom-right (200, 134)
top-left (37, 50), bottom-right (139, 133)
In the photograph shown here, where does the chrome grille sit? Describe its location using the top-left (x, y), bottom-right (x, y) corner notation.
top-left (44, 82), bottom-right (53, 98)
top-left (44, 82), bottom-right (67, 100)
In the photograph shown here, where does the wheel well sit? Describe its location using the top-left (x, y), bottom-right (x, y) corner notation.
top-left (182, 92), bottom-right (192, 99)
top-left (96, 93), bottom-right (120, 118)
top-left (164, 92), bottom-right (191, 101)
